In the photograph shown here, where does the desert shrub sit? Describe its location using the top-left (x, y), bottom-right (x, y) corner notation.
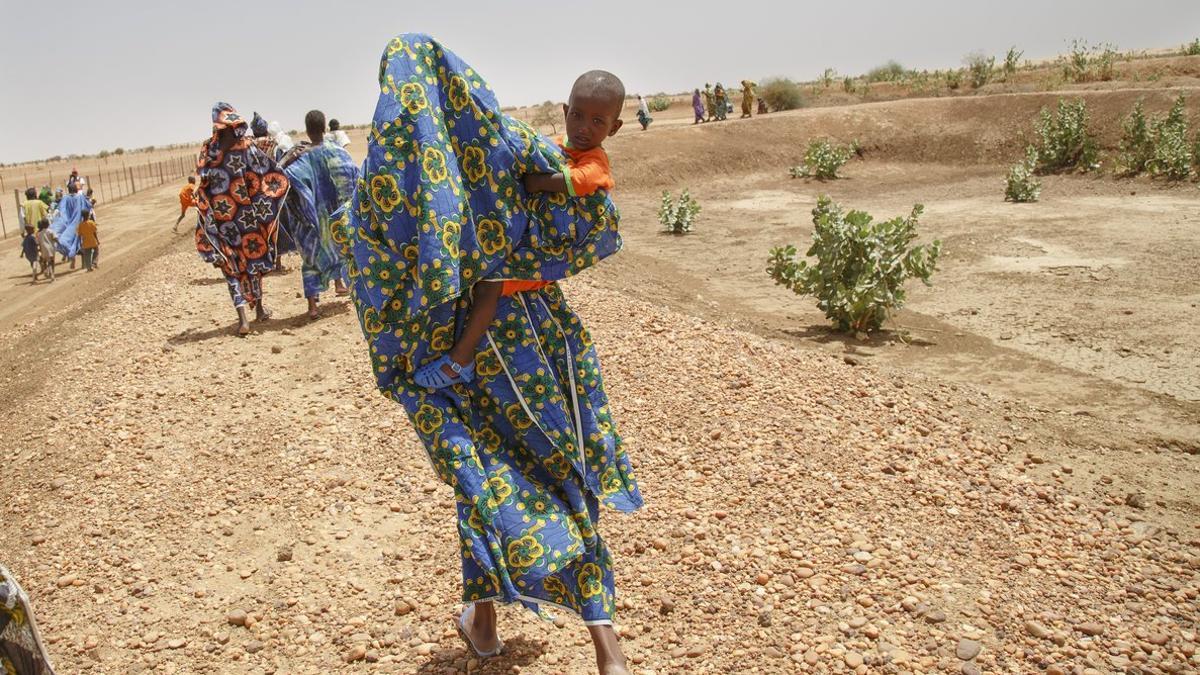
top-left (648, 96), bottom-right (672, 113)
top-left (114, 147), bottom-right (125, 155)
top-left (819, 68), bottom-right (837, 88)
top-left (965, 52), bottom-right (995, 89)
top-left (759, 78), bottom-right (804, 112)
top-left (944, 69), bottom-right (963, 90)
top-left (532, 101), bottom-right (560, 134)
top-left (1062, 40), bottom-right (1118, 83)
top-left (1147, 96), bottom-right (1193, 180)
top-left (1003, 46), bottom-right (1024, 79)
top-left (866, 60), bottom-right (906, 83)
top-left (791, 139), bottom-right (854, 180)
top-left (98, 149), bottom-right (110, 159)
top-left (659, 190), bottom-right (701, 234)
top-left (842, 77), bottom-right (855, 94)
top-left (1032, 99), bottom-right (1099, 173)
top-left (1005, 147), bottom-right (1043, 202)
top-left (1185, 39), bottom-right (1200, 56)
top-left (767, 196), bottom-right (941, 333)
top-left (1117, 99), bottom-right (1153, 175)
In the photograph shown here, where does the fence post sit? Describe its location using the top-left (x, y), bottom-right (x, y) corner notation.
top-left (158, 161), bottom-right (164, 185)
top-left (12, 189), bottom-right (21, 239)
top-left (127, 165), bottom-right (134, 195)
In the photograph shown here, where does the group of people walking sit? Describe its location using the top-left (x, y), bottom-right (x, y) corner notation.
top-left (183, 104), bottom-right (357, 335)
top-left (15, 171), bottom-right (101, 283)
top-left (692, 80), bottom-right (763, 124)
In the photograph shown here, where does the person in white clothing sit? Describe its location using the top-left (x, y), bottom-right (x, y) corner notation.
top-left (324, 118), bottom-right (351, 148)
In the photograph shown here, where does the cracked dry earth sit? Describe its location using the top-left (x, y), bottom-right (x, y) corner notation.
top-left (1, 248), bottom-right (1198, 674)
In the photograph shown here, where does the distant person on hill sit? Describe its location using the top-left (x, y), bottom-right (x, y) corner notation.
top-left (758, 96), bottom-right (768, 115)
top-left (35, 219), bottom-right (57, 282)
top-left (174, 176), bottom-right (197, 233)
top-left (713, 82), bottom-right (728, 121)
top-left (19, 224), bottom-right (39, 281)
top-left (324, 119), bottom-right (351, 148)
top-left (78, 210), bottom-right (99, 272)
top-left (635, 95), bottom-right (652, 130)
top-left (703, 82), bottom-right (715, 120)
top-left (740, 80), bottom-right (757, 118)
top-left (194, 102), bottom-right (290, 336)
top-left (692, 88), bottom-right (705, 124)
top-left (23, 188), bottom-right (48, 234)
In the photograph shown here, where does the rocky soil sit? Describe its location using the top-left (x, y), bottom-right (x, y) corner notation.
top-left (1, 249), bottom-right (1197, 674)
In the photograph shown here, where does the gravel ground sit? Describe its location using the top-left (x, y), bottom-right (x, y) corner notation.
top-left (0, 250), bottom-right (1197, 674)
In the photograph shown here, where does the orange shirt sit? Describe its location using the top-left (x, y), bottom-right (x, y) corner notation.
top-left (179, 184), bottom-right (197, 209)
top-left (78, 219), bottom-right (99, 249)
top-left (556, 136), bottom-right (614, 197)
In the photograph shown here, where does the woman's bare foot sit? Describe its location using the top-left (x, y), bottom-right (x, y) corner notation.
top-left (307, 297), bottom-right (320, 320)
top-left (588, 625), bottom-right (630, 675)
top-left (334, 278), bottom-right (350, 296)
top-left (463, 602), bottom-right (501, 655)
top-left (236, 307), bottom-right (251, 336)
top-left (255, 302), bottom-right (273, 322)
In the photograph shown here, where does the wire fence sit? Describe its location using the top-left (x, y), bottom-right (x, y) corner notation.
top-left (3, 153), bottom-right (196, 239)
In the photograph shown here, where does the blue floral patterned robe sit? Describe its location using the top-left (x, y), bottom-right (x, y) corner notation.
top-left (341, 34), bottom-right (642, 624)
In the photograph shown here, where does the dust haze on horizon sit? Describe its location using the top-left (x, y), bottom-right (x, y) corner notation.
top-left (3, 0), bottom-right (1198, 164)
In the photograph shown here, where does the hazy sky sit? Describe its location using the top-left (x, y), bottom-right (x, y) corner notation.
top-left (3, 0), bottom-right (1198, 162)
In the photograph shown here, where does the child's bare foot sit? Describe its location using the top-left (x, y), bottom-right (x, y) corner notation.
top-left (334, 279), bottom-right (350, 296)
top-left (255, 303), bottom-right (273, 322)
top-left (307, 298), bottom-right (320, 320)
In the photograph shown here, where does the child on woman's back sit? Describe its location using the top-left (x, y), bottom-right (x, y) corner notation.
top-left (414, 70), bottom-right (625, 389)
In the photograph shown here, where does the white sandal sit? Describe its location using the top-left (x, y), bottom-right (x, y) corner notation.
top-left (455, 604), bottom-right (504, 658)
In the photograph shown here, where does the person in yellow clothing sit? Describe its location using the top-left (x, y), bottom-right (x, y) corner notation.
top-left (174, 176), bottom-right (198, 233)
top-left (22, 188), bottom-right (48, 233)
top-left (78, 211), bottom-right (100, 272)
top-left (741, 80), bottom-right (757, 118)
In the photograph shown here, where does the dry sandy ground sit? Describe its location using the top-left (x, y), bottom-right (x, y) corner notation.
top-left (1, 77), bottom-right (1199, 674)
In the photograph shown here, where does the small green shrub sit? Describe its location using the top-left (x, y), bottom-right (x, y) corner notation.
top-left (648, 96), bottom-right (672, 113)
top-left (1184, 39), bottom-right (1200, 57)
top-left (1062, 40), bottom-right (1118, 83)
top-left (1005, 147), bottom-right (1043, 202)
top-left (1032, 99), bottom-right (1099, 173)
top-left (1003, 46), bottom-right (1024, 79)
top-left (659, 190), bottom-right (701, 234)
top-left (1116, 99), bottom-right (1153, 175)
top-left (965, 52), bottom-right (995, 89)
top-left (866, 61), bottom-right (907, 82)
top-left (759, 78), bottom-right (805, 111)
top-left (791, 139), bottom-right (855, 180)
top-left (1147, 96), bottom-right (1193, 180)
top-left (945, 69), bottom-right (963, 90)
top-left (819, 68), bottom-right (837, 88)
top-left (114, 147), bottom-right (125, 155)
top-left (842, 77), bottom-right (856, 94)
top-left (767, 197), bottom-right (941, 333)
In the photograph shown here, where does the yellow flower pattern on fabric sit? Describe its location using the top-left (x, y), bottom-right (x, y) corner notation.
top-left (462, 146), bottom-right (488, 184)
top-left (447, 75), bottom-right (471, 111)
top-left (399, 82), bottom-right (429, 115)
top-left (476, 218), bottom-right (507, 256)
top-left (414, 403), bottom-right (444, 435)
top-left (370, 174), bottom-right (403, 213)
top-left (423, 147), bottom-right (449, 183)
top-left (577, 563), bottom-right (604, 599)
top-left (507, 535), bottom-right (544, 569)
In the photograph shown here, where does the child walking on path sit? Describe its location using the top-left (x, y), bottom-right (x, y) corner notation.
top-left (175, 176), bottom-right (197, 233)
top-left (36, 220), bottom-right (57, 282)
top-left (344, 34), bottom-right (640, 675)
top-left (78, 211), bottom-right (99, 271)
top-left (19, 225), bottom-right (39, 281)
